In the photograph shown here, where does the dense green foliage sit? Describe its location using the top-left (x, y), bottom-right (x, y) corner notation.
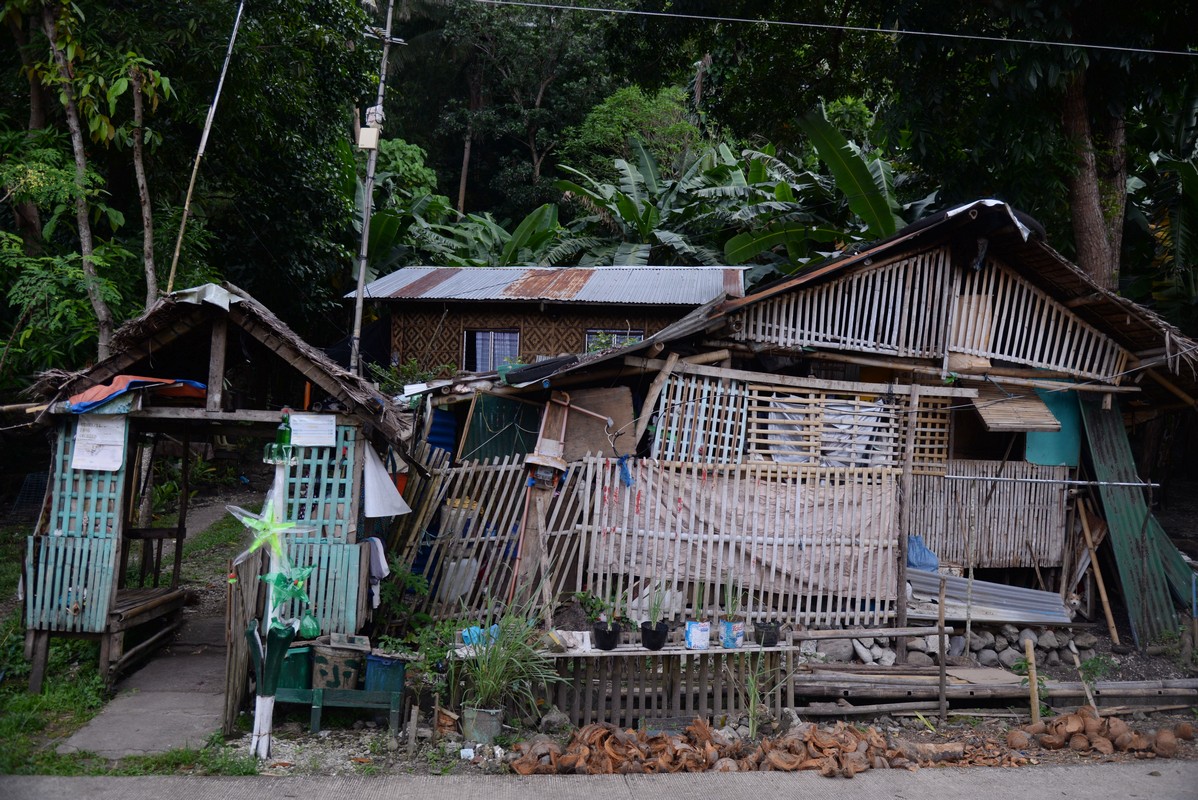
top-left (3, 0), bottom-right (1197, 394)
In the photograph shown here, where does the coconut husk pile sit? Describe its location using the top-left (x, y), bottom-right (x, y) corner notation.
top-left (1010, 706), bottom-right (1194, 758)
top-left (510, 717), bottom-right (1023, 777)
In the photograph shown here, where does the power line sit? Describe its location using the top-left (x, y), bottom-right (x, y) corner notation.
top-left (472, 0), bottom-right (1198, 59)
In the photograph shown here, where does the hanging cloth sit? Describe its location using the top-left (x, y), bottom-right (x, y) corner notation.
top-left (363, 445), bottom-right (412, 518)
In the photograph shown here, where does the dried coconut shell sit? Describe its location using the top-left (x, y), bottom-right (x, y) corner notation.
top-left (713, 757), bottom-right (739, 772)
top-left (1104, 717), bottom-right (1130, 740)
top-left (1007, 730), bottom-right (1031, 749)
top-left (1024, 721), bottom-right (1047, 735)
top-left (1083, 716), bottom-right (1103, 736)
top-left (1153, 729), bottom-right (1178, 758)
top-left (1077, 705), bottom-right (1099, 719)
top-left (1129, 733), bottom-right (1151, 752)
top-left (1060, 714), bottom-right (1085, 735)
top-left (1114, 732), bottom-right (1135, 752)
top-left (1175, 722), bottom-right (1194, 741)
top-left (1090, 736), bottom-right (1114, 756)
top-left (1039, 733), bottom-right (1067, 750)
top-left (1069, 734), bottom-right (1090, 752)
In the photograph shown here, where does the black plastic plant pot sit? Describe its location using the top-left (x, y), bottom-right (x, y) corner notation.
top-left (640, 621), bottom-right (668, 651)
top-left (593, 622), bottom-right (621, 651)
top-left (755, 621), bottom-right (781, 648)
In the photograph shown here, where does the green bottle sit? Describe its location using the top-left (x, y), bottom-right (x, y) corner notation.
top-left (276, 408), bottom-right (292, 447)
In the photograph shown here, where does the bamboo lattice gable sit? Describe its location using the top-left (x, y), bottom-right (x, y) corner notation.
top-left (728, 247), bottom-right (954, 359)
top-left (948, 257), bottom-right (1130, 381)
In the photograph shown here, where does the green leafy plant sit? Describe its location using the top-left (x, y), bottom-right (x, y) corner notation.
top-left (377, 563), bottom-right (432, 639)
top-left (458, 595), bottom-right (562, 713)
top-left (643, 580), bottom-right (667, 625)
top-left (574, 589), bottom-right (627, 630)
top-left (1078, 653), bottom-right (1117, 684)
top-left (721, 577), bottom-right (742, 622)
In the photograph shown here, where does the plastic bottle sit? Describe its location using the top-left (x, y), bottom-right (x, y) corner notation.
top-left (276, 408), bottom-right (292, 447)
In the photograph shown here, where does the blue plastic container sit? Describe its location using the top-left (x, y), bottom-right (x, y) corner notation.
top-left (364, 653), bottom-right (406, 697)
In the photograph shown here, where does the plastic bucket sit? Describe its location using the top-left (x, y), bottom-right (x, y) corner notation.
top-left (365, 653), bottom-right (406, 697)
top-left (461, 707), bottom-right (504, 744)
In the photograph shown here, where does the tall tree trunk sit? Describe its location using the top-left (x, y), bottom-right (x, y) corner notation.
top-left (1062, 71), bottom-right (1124, 292)
top-left (5, 13), bottom-right (45, 254)
top-left (42, 6), bottom-right (113, 360)
top-left (130, 68), bottom-right (157, 307)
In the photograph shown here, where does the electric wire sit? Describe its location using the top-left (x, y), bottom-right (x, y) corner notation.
top-left (472, 0), bottom-right (1198, 59)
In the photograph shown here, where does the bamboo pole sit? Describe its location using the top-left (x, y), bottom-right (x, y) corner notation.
top-left (1024, 638), bottom-right (1040, 726)
top-left (937, 577), bottom-right (947, 725)
top-left (634, 352), bottom-right (680, 444)
top-left (1079, 500), bottom-right (1120, 647)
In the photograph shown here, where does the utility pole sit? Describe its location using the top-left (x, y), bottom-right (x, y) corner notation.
top-left (350, 0), bottom-right (398, 376)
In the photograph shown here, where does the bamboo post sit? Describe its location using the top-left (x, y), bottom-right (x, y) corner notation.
top-left (896, 383), bottom-right (920, 663)
top-left (633, 352), bottom-right (679, 443)
top-left (1079, 500), bottom-right (1120, 647)
top-left (1024, 638), bottom-right (1040, 726)
top-left (407, 706), bottom-right (420, 758)
top-left (937, 577), bottom-right (947, 726)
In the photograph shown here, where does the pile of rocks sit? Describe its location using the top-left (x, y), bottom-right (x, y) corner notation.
top-left (812, 624), bottom-right (1098, 670)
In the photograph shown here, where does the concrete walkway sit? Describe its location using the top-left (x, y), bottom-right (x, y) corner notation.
top-left (4, 762), bottom-right (1197, 800)
top-left (57, 614), bottom-right (226, 757)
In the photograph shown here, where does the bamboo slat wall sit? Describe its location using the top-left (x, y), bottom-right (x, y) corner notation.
top-left (24, 535), bottom-right (116, 633)
top-left (400, 455), bottom-right (537, 619)
top-left (223, 550), bottom-right (266, 735)
top-left (950, 260), bottom-right (1129, 381)
top-left (575, 458), bottom-right (899, 627)
top-left (651, 375), bottom-right (950, 475)
top-left (910, 460), bottom-right (1069, 568)
top-left (730, 248), bottom-right (953, 358)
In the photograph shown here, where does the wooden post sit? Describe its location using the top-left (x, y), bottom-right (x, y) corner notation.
top-left (1079, 500), bottom-right (1120, 647)
top-left (407, 705), bottom-right (420, 758)
top-left (937, 577), bottom-right (947, 726)
top-left (1024, 638), bottom-right (1040, 726)
top-left (207, 315), bottom-right (227, 411)
top-left (896, 383), bottom-right (920, 663)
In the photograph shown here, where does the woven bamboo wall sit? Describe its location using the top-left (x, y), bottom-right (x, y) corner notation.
top-left (390, 306), bottom-right (679, 372)
top-left (910, 459), bottom-right (1069, 568)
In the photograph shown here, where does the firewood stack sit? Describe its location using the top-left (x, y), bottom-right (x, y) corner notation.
top-left (510, 717), bottom-right (1025, 777)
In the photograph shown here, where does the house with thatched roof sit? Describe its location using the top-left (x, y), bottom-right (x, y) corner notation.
top-left (22, 283), bottom-right (418, 727)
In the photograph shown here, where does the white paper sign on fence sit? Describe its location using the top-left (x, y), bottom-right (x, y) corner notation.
top-left (289, 413), bottom-right (337, 447)
top-left (70, 414), bottom-right (127, 471)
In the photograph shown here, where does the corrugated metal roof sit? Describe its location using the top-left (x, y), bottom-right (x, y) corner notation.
top-left (360, 267), bottom-right (746, 305)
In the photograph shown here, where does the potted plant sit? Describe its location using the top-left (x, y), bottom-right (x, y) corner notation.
top-left (458, 596), bottom-right (561, 744)
top-left (684, 585), bottom-right (711, 650)
top-left (576, 590), bottom-right (625, 651)
top-left (639, 581), bottom-right (669, 651)
top-left (754, 618), bottom-right (782, 648)
top-left (719, 578), bottom-right (744, 648)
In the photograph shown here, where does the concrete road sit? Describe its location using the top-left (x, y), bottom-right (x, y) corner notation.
top-left (3, 762), bottom-right (1197, 800)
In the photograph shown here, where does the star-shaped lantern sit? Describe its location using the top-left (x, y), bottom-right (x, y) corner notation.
top-left (228, 490), bottom-right (314, 569)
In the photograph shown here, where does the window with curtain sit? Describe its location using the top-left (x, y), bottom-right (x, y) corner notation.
top-left (463, 329), bottom-right (520, 372)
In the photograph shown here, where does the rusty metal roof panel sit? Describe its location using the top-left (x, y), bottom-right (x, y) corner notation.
top-left (361, 267), bottom-right (745, 304)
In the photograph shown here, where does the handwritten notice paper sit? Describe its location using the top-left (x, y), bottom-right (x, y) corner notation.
top-left (71, 414), bottom-right (127, 471)
top-left (290, 413), bottom-right (336, 447)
